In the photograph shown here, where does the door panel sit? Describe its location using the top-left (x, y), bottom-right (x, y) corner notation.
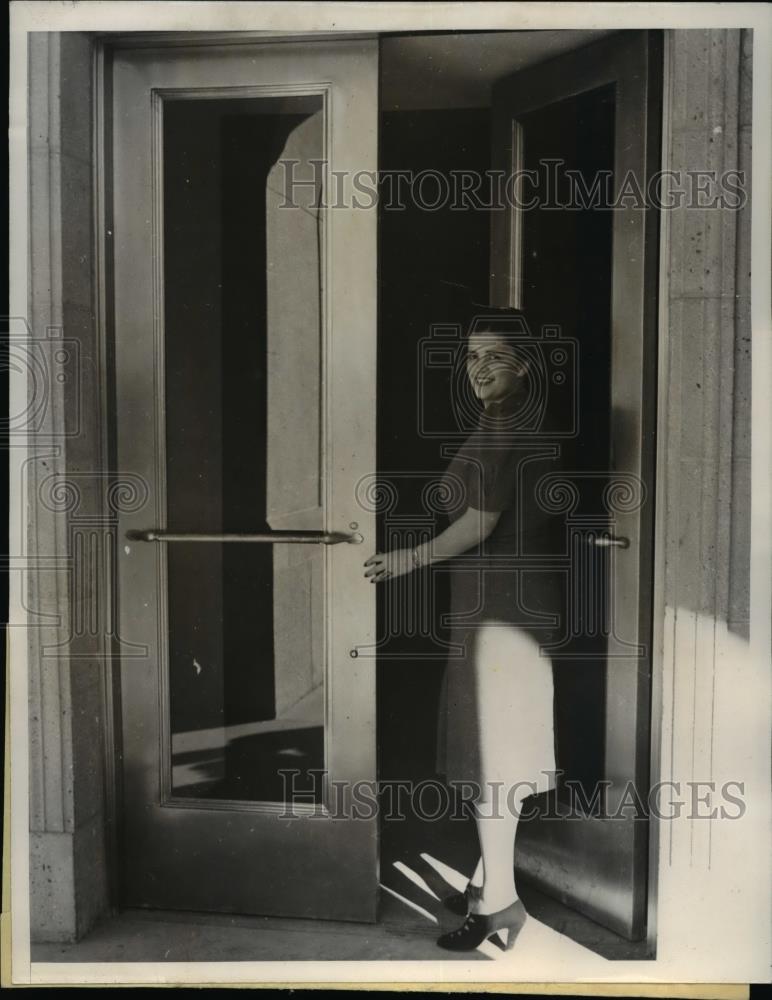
top-left (112, 40), bottom-right (379, 919)
top-left (490, 31), bottom-right (661, 939)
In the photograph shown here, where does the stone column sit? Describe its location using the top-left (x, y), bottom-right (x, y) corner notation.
top-left (652, 28), bottom-right (759, 961)
top-left (27, 31), bottom-right (111, 943)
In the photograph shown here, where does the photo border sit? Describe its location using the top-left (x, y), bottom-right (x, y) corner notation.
top-left (6, 1), bottom-right (772, 990)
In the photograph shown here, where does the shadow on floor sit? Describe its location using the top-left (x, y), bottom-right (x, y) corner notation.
top-left (31, 894), bottom-right (487, 964)
top-left (379, 806), bottom-right (653, 962)
top-left (32, 804), bottom-right (652, 963)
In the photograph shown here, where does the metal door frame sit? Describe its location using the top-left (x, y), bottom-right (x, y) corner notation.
top-left (98, 31), bottom-right (380, 920)
top-left (487, 28), bottom-right (664, 942)
top-left (91, 28), bottom-right (668, 937)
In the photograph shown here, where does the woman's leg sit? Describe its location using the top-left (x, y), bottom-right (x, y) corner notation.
top-left (474, 786), bottom-right (528, 914)
top-left (470, 623), bottom-right (550, 915)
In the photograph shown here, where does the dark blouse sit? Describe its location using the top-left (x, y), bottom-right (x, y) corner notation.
top-left (438, 392), bottom-right (565, 641)
top-left (441, 394), bottom-right (559, 557)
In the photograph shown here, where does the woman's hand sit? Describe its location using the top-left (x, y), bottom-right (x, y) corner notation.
top-left (363, 549), bottom-right (414, 583)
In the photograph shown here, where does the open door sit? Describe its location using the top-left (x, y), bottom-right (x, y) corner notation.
top-left (490, 30), bottom-right (661, 940)
top-left (111, 38), bottom-right (379, 920)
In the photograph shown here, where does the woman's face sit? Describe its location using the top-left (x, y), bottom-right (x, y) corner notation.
top-left (465, 333), bottom-right (527, 405)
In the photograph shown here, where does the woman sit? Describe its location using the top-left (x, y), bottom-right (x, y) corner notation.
top-left (364, 312), bottom-right (563, 953)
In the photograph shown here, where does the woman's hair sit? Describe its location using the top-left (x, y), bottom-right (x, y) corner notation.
top-left (455, 306), bottom-right (559, 432)
top-left (465, 307), bottom-right (534, 345)
top-left (464, 308), bottom-right (536, 366)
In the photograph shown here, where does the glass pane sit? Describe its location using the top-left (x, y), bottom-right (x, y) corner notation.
top-left (162, 94), bottom-right (326, 803)
top-left (518, 84), bottom-right (615, 795)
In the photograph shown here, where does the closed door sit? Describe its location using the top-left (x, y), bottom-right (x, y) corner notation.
top-left (111, 38), bottom-right (379, 920)
top-left (490, 31), bottom-right (661, 940)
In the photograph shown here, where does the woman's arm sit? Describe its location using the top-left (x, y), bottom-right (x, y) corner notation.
top-left (416, 506), bottom-right (501, 566)
top-left (363, 506), bottom-right (501, 582)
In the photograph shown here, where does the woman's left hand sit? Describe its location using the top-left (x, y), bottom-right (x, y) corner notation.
top-left (363, 549), bottom-right (413, 582)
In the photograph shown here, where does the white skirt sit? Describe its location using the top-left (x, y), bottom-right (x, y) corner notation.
top-left (437, 621), bottom-right (557, 801)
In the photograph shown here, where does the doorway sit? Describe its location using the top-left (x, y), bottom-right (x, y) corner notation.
top-left (106, 28), bottom-right (660, 955)
top-left (376, 29), bottom-right (661, 950)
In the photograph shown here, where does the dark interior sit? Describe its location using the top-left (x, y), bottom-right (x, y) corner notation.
top-left (159, 69), bottom-right (616, 822)
top-left (163, 98), bottom-right (325, 802)
top-left (376, 91), bottom-right (615, 803)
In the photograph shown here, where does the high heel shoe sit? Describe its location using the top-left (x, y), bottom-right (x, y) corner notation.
top-left (443, 882), bottom-right (482, 916)
top-left (437, 898), bottom-right (527, 952)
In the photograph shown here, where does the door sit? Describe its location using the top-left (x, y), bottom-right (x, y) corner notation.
top-left (111, 38), bottom-right (379, 920)
top-left (489, 31), bottom-right (661, 940)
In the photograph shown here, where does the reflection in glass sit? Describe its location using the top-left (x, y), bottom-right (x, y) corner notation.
top-left (162, 95), bottom-right (326, 802)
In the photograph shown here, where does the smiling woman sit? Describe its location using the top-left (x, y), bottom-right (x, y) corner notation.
top-left (465, 333), bottom-right (530, 402)
top-left (365, 309), bottom-right (566, 951)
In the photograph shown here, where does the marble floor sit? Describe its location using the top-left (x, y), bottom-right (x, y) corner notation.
top-left (32, 881), bottom-right (650, 964)
top-left (32, 811), bottom-right (651, 965)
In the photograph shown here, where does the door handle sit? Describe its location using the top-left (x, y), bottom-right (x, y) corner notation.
top-left (588, 533), bottom-right (630, 549)
top-left (126, 529), bottom-right (364, 545)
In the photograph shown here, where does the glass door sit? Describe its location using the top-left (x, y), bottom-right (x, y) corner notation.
top-left (111, 38), bottom-right (379, 919)
top-left (489, 30), bottom-right (661, 940)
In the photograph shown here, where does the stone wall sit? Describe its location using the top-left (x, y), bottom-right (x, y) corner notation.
top-left (27, 31), bottom-right (111, 942)
top-left (663, 28), bottom-right (751, 636)
top-left (650, 27), bottom-right (756, 955)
